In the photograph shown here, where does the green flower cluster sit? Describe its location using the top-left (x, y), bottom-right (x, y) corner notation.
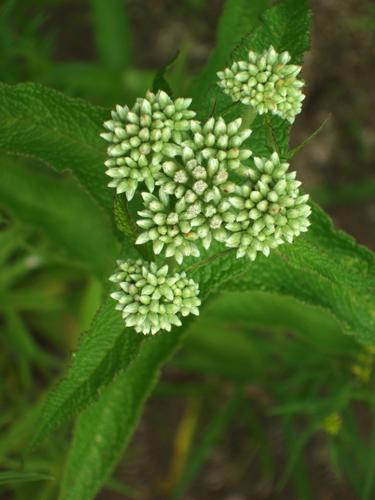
top-left (101, 90), bottom-right (197, 200)
top-left (103, 59), bottom-right (311, 334)
top-left (217, 46), bottom-right (305, 123)
top-left (225, 153), bottom-right (311, 260)
top-left (110, 259), bottom-right (200, 335)
top-left (135, 116), bottom-right (252, 262)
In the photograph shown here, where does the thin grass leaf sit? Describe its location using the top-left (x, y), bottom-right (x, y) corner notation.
top-left (91, 0), bottom-right (132, 71)
top-left (0, 471), bottom-right (54, 486)
top-left (170, 389), bottom-right (243, 499)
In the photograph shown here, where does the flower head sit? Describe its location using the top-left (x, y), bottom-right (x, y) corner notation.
top-left (185, 117), bottom-right (252, 172)
top-left (217, 46), bottom-right (305, 123)
top-left (101, 90), bottom-right (198, 200)
top-left (156, 143), bottom-right (236, 199)
top-left (136, 137), bottom-right (239, 259)
top-left (136, 192), bottom-right (201, 264)
top-left (225, 152), bottom-right (311, 260)
top-left (110, 259), bottom-right (200, 335)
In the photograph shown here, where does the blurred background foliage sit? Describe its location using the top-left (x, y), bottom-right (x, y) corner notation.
top-left (0, 0), bottom-right (374, 499)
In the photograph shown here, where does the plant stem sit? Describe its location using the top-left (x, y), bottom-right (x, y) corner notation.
top-left (288, 114), bottom-right (331, 159)
top-left (184, 248), bottom-right (235, 274)
top-left (264, 114), bottom-right (279, 154)
top-left (118, 194), bottom-right (152, 261)
top-left (219, 101), bottom-right (239, 117)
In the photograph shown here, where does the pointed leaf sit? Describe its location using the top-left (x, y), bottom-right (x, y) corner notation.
top-left (0, 82), bottom-right (112, 214)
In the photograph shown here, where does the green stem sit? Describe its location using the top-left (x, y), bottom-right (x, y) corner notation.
top-left (184, 248), bottom-right (235, 274)
top-left (219, 101), bottom-right (239, 117)
top-left (264, 114), bottom-right (279, 154)
top-left (116, 194), bottom-right (152, 261)
top-left (288, 114), bottom-right (331, 159)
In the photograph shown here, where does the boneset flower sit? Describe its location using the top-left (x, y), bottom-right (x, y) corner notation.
top-left (217, 46), bottom-right (305, 123)
top-left (136, 192), bottom-right (201, 264)
top-left (110, 259), bottom-right (200, 335)
top-left (136, 118), bottom-right (250, 261)
top-left (184, 117), bottom-right (253, 173)
top-left (156, 117), bottom-right (252, 197)
top-left (101, 90), bottom-right (198, 200)
top-left (225, 152), bottom-right (311, 260)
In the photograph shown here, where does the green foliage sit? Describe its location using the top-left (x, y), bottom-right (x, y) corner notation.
top-left (0, 82), bottom-right (111, 214)
top-left (191, 0), bottom-right (268, 113)
top-left (170, 389), bottom-right (243, 499)
top-left (0, 159), bottom-right (118, 278)
top-left (0, 471), bottom-right (54, 486)
top-left (59, 328), bottom-right (187, 499)
top-left (175, 290), bottom-right (375, 495)
top-left (3, 2), bottom-right (368, 498)
top-left (211, 203), bottom-right (375, 344)
top-left (1, 0), bottom-right (375, 499)
top-left (31, 295), bottom-right (143, 448)
top-left (91, 0), bottom-right (132, 71)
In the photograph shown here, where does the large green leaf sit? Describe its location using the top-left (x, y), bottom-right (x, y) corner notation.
top-left (0, 82), bottom-right (112, 214)
top-left (194, 203), bottom-right (375, 345)
top-left (59, 329), bottom-right (186, 500)
top-left (175, 290), bottom-right (356, 380)
top-left (0, 159), bottom-right (118, 278)
top-left (30, 295), bottom-right (142, 449)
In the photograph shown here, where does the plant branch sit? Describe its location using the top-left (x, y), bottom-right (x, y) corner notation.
top-left (288, 114), bottom-right (331, 159)
top-left (264, 114), bottom-right (279, 154)
top-left (184, 248), bottom-right (235, 274)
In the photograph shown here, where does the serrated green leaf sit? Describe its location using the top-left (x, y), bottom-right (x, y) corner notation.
top-left (59, 328), bottom-right (187, 500)
top-left (31, 296), bottom-right (143, 449)
top-left (193, 203), bottom-right (375, 345)
top-left (0, 82), bottom-right (112, 214)
top-left (0, 159), bottom-right (118, 278)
